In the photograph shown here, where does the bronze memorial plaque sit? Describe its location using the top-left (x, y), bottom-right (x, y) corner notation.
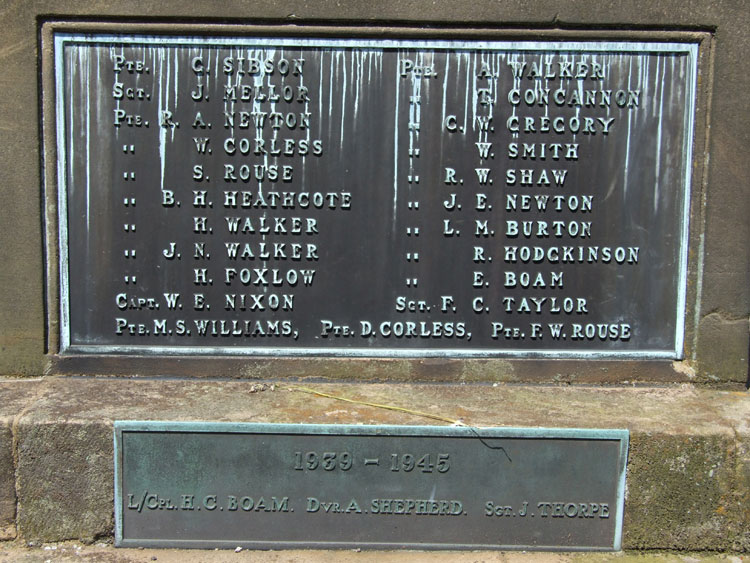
top-left (52, 33), bottom-right (698, 357)
top-left (114, 422), bottom-right (629, 550)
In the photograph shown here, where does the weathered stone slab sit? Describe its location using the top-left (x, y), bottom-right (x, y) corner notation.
top-left (734, 402), bottom-right (750, 551)
top-left (0, 422), bottom-right (15, 540)
top-left (695, 314), bottom-right (750, 384)
top-left (16, 419), bottom-right (113, 543)
top-left (7, 377), bottom-right (749, 549)
top-left (625, 433), bottom-right (737, 550)
top-left (0, 2), bottom-right (747, 390)
top-left (0, 380), bottom-right (42, 540)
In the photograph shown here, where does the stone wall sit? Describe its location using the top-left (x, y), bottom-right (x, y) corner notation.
top-left (0, 0), bottom-right (747, 384)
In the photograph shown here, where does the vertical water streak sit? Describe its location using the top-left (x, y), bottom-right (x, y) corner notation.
top-left (392, 49), bottom-right (400, 234)
top-left (339, 50), bottom-right (347, 153)
top-left (83, 48), bottom-right (91, 233)
top-left (653, 56), bottom-right (666, 213)
top-left (463, 52), bottom-right (471, 133)
top-left (623, 57), bottom-right (633, 198)
top-left (441, 53), bottom-right (450, 125)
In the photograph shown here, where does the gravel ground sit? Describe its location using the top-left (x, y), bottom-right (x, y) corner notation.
top-left (0, 543), bottom-right (746, 563)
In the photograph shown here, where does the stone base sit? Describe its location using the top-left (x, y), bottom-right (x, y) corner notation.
top-left (0, 377), bottom-right (748, 551)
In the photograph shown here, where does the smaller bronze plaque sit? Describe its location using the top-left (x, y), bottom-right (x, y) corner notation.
top-left (114, 422), bottom-right (628, 550)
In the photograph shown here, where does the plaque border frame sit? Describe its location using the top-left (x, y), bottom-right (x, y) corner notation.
top-left (113, 421), bottom-right (629, 551)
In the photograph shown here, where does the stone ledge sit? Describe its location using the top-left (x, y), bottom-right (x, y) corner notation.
top-left (0, 378), bottom-right (747, 550)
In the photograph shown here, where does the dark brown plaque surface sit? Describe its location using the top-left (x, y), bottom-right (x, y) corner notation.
top-left (114, 422), bottom-right (629, 550)
top-left (53, 34), bottom-right (698, 357)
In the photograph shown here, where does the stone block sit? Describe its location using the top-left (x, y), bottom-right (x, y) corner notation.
top-left (695, 314), bottom-right (750, 384)
top-left (0, 422), bottom-right (15, 540)
top-left (0, 380), bottom-right (42, 540)
top-left (10, 378), bottom-right (750, 549)
top-left (624, 433), bottom-right (737, 550)
top-left (16, 420), bottom-right (113, 542)
top-left (733, 416), bottom-right (750, 551)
